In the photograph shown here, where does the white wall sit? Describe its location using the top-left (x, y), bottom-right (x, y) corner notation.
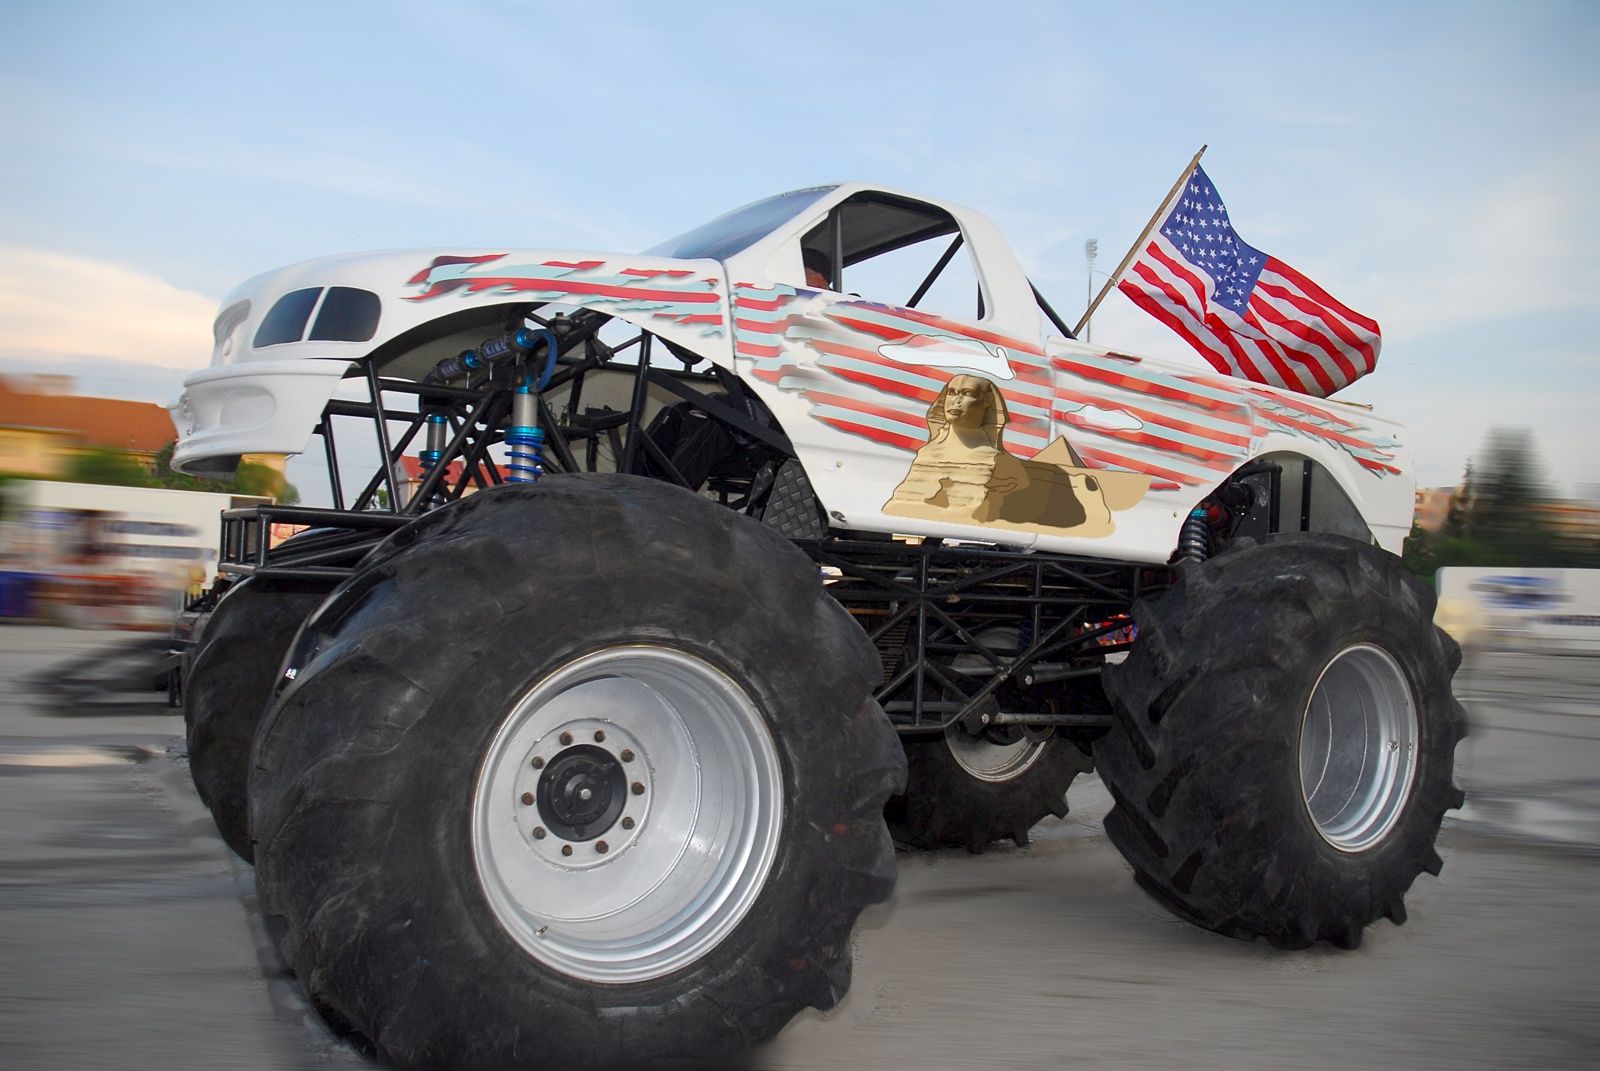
top-left (1436, 567), bottom-right (1600, 653)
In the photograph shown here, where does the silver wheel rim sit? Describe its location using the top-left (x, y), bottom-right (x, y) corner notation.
top-left (944, 724), bottom-right (1047, 782)
top-left (472, 646), bottom-right (782, 983)
top-left (945, 627), bottom-right (1046, 782)
top-left (1299, 643), bottom-right (1418, 852)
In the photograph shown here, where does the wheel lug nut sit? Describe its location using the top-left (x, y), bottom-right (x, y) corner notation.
top-left (593, 730), bottom-right (606, 743)
top-left (520, 791), bottom-right (534, 805)
top-left (596, 840), bottom-right (609, 854)
top-left (531, 756), bottom-right (544, 769)
top-left (631, 781), bottom-right (645, 795)
top-left (532, 826), bottom-right (546, 839)
top-left (621, 816), bottom-right (635, 830)
top-left (559, 731), bottom-right (573, 746)
top-left (620, 749), bottom-right (635, 762)
top-left (561, 845), bottom-right (572, 857)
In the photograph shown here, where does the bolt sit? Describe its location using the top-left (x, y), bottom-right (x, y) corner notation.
top-left (559, 731), bottom-right (573, 746)
top-left (533, 826), bottom-right (546, 839)
top-left (593, 730), bottom-right (606, 743)
top-left (596, 840), bottom-right (609, 854)
top-left (578, 787), bottom-right (592, 802)
top-left (631, 781), bottom-right (645, 796)
top-left (520, 791), bottom-right (534, 806)
top-left (561, 845), bottom-right (572, 857)
top-left (620, 749), bottom-right (635, 762)
top-left (621, 816), bottom-right (635, 830)
top-left (531, 756), bottom-right (545, 769)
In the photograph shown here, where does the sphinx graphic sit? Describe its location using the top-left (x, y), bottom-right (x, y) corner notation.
top-left (883, 374), bottom-right (1149, 537)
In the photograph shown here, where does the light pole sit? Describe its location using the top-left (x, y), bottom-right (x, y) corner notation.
top-left (1084, 238), bottom-right (1098, 344)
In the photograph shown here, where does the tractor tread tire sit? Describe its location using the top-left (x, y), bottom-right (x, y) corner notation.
top-left (888, 734), bottom-right (1092, 852)
top-left (1097, 533), bottom-right (1466, 950)
top-left (182, 579), bottom-right (325, 861)
top-left (248, 474), bottom-right (905, 1068)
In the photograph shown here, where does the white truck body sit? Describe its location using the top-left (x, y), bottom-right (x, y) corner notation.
top-left (169, 183), bottom-right (1412, 561)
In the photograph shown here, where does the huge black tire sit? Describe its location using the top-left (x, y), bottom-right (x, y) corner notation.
top-left (248, 475), bottom-right (906, 1068)
top-left (183, 578), bottom-right (326, 861)
top-left (1097, 534), bottom-right (1467, 950)
top-left (888, 728), bottom-right (1093, 852)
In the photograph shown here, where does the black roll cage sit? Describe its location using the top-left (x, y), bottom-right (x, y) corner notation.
top-left (214, 303), bottom-right (1170, 736)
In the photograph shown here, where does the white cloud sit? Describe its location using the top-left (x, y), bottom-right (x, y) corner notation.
top-left (0, 246), bottom-right (216, 369)
top-left (1063, 403), bottom-right (1145, 433)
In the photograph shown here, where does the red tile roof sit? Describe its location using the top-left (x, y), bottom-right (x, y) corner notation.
top-left (0, 375), bottom-right (177, 453)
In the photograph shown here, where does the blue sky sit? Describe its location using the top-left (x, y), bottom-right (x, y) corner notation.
top-left (2, 0), bottom-right (1596, 495)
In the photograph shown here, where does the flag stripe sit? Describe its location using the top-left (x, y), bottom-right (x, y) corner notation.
top-left (1115, 164), bottom-right (1381, 396)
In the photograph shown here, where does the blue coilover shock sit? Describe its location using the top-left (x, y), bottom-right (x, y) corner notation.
top-left (503, 329), bottom-right (559, 484)
top-left (417, 412), bottom-right (448, 507)
top-left (1177, 505), bottom-right (1209, 562)
top-left (505, 380), bottom-right (544, 484)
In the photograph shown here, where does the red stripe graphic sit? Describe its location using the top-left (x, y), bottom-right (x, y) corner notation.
top-left (1052, 353), bottom-right (1247, 414)
top-left (801, 390), bottom-right (926, 431)
top-left (1075, 444), bottom-right (1206, 487)
top-left (1062, 419), bottom-right (1240, 466)
top-left (815, 416), bottom-right (922, 452)
top-left (733, 294), bottom-right (791, 312)
top-left (654, 313), bottom-right (723, 326)
top-left (1052, 386), bottom-right (1253, 446)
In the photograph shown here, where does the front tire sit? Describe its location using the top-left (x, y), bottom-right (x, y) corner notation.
top-left (183, 578), bottom-right (326, 861)
top-left (249, 475), bottom-right (905, 1067)
top-left (1096, 534), bottom-right (1467, 949)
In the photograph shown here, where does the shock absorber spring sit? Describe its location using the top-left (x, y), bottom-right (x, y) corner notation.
top-left (1178, 506), bottom-right (1209, 563)
top-left (417, 412), bottom-right (448, 507)
top-left (505, 380), bottom-right (544, 484)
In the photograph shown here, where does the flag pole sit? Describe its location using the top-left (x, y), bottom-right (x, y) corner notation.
top-left (1073, 144), bottom-right (1207, 339)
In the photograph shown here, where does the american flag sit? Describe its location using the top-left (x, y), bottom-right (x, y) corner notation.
top-left (1116, 165), bottom-right (1381, 398)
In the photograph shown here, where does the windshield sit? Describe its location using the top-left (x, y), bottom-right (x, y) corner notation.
top-left (644, 186), bottom-right (836, 261)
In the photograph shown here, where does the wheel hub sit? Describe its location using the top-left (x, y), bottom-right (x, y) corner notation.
top-left (537, 744), bottom-right (625, 841)
top-left (510, 717), bottom-right (651, 870)
top-left (472, 647), bottom-right (781, 983)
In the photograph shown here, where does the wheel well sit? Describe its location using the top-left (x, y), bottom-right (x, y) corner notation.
top-left (1203, 452), bottom-right (1373, 555)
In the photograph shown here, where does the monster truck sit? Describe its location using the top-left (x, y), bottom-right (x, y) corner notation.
top-left (171, 183), bottom-right (1465, 1068)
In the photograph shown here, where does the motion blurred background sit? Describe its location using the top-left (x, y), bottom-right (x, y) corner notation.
top-left (1, 2), bottom-right (1597, 1069)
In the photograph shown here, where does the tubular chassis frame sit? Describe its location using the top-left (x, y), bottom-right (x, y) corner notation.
top-left (215, 310), bottom-right (1172, 736)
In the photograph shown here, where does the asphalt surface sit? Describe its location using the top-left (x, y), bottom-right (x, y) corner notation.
top-left (3, 625), bottom-right (1597, 1070)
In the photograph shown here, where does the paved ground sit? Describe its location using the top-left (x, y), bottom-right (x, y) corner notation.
top-left (3, 625), bottom-right (1597, 1070)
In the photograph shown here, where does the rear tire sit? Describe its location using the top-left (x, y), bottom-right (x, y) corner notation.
top-left (888, 728), bottom-right (1092, 852)
top-left (183, 578), bottom-right (325, 861)
top-left (1097, 534), bottom-right (1467, 949)
top-left (249, 475), bottom-right (905, 1068)
top-left (887, 626), bottom-right (1093, 852)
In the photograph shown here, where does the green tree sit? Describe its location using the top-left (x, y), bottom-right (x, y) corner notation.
top-left (65, 447), bottom-right (158, 488)
top-left (1464, 427), bottom-right (1558, 565)
top-left (147, 442), bottom-right (299, 504)
top-left (1407, 427), bottom-right (1570, 578)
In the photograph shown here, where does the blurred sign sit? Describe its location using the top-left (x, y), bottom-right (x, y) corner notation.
top-left (1436, 567), bottom-right (1600, 652)
top-left (0, 480), bottom-right (265, 629)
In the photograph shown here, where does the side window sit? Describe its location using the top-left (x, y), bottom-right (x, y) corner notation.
top-left (800, 193), bottom-right (985, 322)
